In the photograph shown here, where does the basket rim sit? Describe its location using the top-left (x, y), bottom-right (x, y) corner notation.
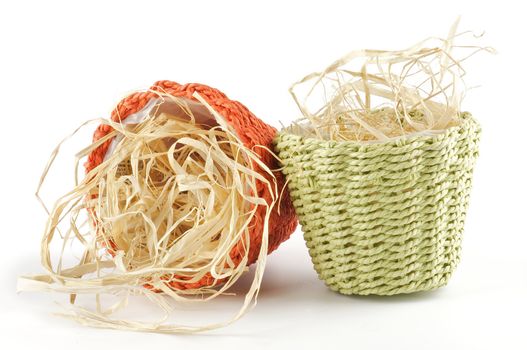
top-left (276, 111), bottom-right (479, 149)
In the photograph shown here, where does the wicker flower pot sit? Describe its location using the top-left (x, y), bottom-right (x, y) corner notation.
top-left (274, 113), bottom-right (480, 295)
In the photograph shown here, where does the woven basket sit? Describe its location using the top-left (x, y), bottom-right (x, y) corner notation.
top-left (274, 112), bottom-right (480, 295)
top-left (85, 80), bottom-right (298, 290)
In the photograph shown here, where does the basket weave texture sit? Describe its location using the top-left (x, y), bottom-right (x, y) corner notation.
top-left (274, 113), bottom-right (480, 295)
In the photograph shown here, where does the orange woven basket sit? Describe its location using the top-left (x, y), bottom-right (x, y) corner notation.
top-left (84, 80), bottom-right (297, 290)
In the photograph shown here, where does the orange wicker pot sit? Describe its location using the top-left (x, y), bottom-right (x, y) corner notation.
top-left (84, 80), bottom-right (297, 290)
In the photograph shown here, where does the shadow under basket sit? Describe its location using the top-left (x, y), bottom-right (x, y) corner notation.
top-left (274, 113), bottom-right (481, 295)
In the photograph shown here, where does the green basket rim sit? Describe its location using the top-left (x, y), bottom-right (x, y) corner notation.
top-left (276, 112), bottom-right (479, 149)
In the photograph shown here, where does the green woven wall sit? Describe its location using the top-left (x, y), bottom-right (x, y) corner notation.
top-left (274, 113), bottom-right (481, 295)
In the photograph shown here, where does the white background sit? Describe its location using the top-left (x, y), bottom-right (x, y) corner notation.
top-left (0, 1), bottom-right (525, 348)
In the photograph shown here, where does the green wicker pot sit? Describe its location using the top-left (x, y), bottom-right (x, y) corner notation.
top-left (274, 113), bottom-right (481, 295)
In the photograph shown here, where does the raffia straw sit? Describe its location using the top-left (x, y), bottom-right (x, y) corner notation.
top-left (17, 92), bottom-right (276, 333)
top-left (287, 19), bottom-right (495, 142)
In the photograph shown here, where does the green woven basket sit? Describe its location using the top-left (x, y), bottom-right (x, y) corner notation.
top-left (274, 113), bottom-right (481, 295)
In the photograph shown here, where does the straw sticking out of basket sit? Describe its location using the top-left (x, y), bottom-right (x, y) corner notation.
top-left (287, 19), bottom-right (494, 142)
top-left (18, 81), bottom-right (297, 333)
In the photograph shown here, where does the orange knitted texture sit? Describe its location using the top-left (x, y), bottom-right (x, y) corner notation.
top-left (84, 80), bottom-right (297, 290)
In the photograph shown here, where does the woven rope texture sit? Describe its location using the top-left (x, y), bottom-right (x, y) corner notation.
top-left (85, 80), bottom-right (297, 290)
top-left (274, 113), bottom-right (480, 295)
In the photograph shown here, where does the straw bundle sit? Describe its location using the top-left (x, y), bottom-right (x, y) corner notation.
top-left (19, 81), bottom-right (297, 332)
top-left (286, 20), bottom-right (492, 142)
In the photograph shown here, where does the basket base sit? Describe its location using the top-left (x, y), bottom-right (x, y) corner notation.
top-left (322, 273), bottom-right (454, 296)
